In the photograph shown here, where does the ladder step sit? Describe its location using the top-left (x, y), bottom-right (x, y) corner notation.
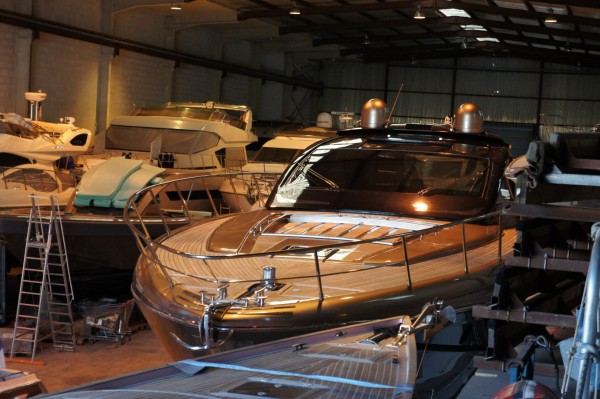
top-left (13, 338), bottom-right (36, 343)
top-left (26, 242), bottom-right (48, 248)
top-left (23, 266), bottom-right (45, 271)
top-left (20, 291), bottom-right (42, 296)
top-left (24, 257), bottom-right (45, 262)
top-left (16, 314), bottom-right (39, 319)
top-left (14, 327), bottom-right (37, 332)
top-left (18, 303), bottom-right (41, 309)
top-left (21, 279), bottom-right (44, 284)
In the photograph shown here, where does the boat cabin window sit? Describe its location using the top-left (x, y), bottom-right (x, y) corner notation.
top-left (106, 126), bottom-right (220, 153)
top-left (1, 168), bottom-right (59, 192)
top-left (252, 147), bottom-right (302, 164)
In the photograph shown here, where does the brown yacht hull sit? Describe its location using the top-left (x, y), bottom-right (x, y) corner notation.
top-left (132, 257), bottom-right (499, 360)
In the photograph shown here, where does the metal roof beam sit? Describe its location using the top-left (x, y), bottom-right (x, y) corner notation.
top-left (0, 8), bottom-right (323, 91)
top-left (238, 0), bottom-right (599, 20)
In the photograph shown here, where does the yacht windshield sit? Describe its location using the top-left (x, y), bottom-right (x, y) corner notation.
top-left (132, 105), bottom-right (247, 130)
top-left (271, 136), bottom-right (496, 219)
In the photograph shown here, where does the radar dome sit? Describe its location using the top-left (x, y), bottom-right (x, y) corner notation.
top-left (360, 99), bottom-right (389, 129)
top-left (316, 112), bottom-right (333, 129)
top-left (453, 103), bottom-right (483, 133)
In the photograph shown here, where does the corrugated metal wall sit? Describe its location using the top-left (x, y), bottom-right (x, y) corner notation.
top-left (316, 57), bottom-right (600, 151)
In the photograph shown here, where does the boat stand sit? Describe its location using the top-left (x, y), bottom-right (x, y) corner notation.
top-left (471, 132), bottom-right (600, 396)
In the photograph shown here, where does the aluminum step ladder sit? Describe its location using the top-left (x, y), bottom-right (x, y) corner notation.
top-left (10, 195), bottom-right (76, 362)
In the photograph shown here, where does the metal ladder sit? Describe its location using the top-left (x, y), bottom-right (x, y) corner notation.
top-left (10, 195), bottom-right (76, 362)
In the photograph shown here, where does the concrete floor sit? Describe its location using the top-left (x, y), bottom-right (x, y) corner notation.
top-left (2, 328), bottom-right (169, 393)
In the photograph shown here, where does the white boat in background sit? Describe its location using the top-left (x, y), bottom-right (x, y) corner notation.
top-left (220, 126), bottom-right (336, 212)
top-left (0, 100), bottom-right (257, 282)
top-left (0, 112), bottom-right (92, 165)
top-left (0, 108), bottom-right (93, 208)
top-left (82, 101), bottom-right (257, 173)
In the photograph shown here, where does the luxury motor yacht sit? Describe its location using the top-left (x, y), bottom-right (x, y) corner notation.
top-left (128, 99), bottom-right (516, 360)
top-left (80, 101), bottom-right (256, 172)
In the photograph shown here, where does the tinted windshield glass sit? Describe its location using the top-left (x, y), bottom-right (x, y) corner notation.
top-left (271, 136), bottom-right (495, 218)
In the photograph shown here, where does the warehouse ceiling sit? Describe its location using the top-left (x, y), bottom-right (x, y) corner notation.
top-left (134, 0), bottom-right (600, 67)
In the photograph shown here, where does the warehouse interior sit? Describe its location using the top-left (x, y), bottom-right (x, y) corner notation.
top-left (1, 0), bottom-right (600, 398)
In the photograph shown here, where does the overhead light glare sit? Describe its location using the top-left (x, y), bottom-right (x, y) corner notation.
top-left (461, 24), bottom-right (486, 31)
top-left (439, 8), bottom-right (471, 18)
top-left (544, 8), bottom-right (557, 23)
top-left (414, 4), bottom-right (426, 19)
top-left (290, 1), bottom-right (301, 15)
top-left (362, 34), bottom-right (371, 45)
top-left (476, 37), bottom-right (500, 42)
top-left (170, 3), bottom-right (182, 10)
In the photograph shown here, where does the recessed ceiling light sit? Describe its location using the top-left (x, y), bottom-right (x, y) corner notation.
top-left (170, 4), bottom-right (182, 11)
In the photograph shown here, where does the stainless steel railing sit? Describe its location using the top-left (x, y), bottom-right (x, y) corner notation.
top-left (125, 172), bottom-right (508, 303)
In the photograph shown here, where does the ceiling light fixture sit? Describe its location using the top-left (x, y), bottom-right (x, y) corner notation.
top-left (289, 1), bottom-right (301, 15)
top-left (544, 8), bottom-right (557, 23)
top-left (170, 4), bottom-right (182, 10)
top-left (414, 4), bottom-right (426, 19)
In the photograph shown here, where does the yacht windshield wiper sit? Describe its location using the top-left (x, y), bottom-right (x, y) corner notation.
top-left (306, 168), bottom-right (339, 190)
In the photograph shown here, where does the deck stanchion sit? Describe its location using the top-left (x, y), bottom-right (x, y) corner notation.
top-left (402, 239), bottom-right (412, 288)
top-left (314, 250), bottom-right (324, 301)
top-left (462, 223), bottom-right (469, 273)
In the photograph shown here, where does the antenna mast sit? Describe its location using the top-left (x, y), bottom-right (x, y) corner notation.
top-left (385, 84), bottom-right (404, 127)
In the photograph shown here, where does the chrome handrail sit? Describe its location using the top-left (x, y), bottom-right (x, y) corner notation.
top-left (125, 172), bottom-right (508, 302)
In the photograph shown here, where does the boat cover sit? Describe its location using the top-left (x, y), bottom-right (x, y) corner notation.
top-left (74, 157), bottom-right (164, 208)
